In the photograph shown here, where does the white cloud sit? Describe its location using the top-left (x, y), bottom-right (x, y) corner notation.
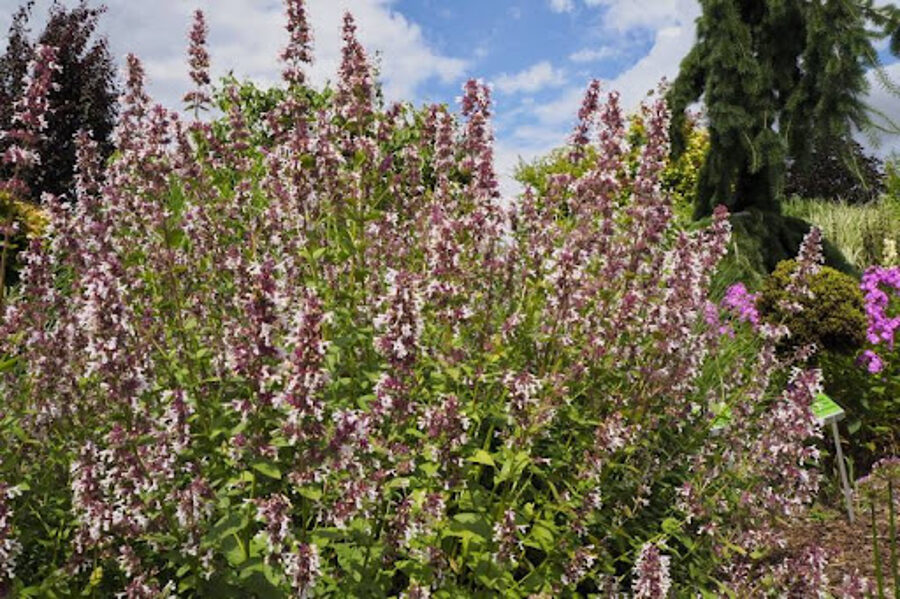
top-left (494, 61), bottom-right (567, 95)
top-left (0, 0), bottom-right (467, 109)
top-left (584, 0), bottom-right (688, 31)
top-left (548, 0), bottom-right (575, 13)
top-left (530, 23), bottom-right (695, 132)
top-left (861, 62), bottom-right (900, 156)
top-left (569, 46), bottom-right (618, 63)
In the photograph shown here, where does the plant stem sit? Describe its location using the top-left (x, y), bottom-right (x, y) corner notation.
top-left (0, 220), bottom-right (10, 314)
top-left (875, 500), bottom-right (885, 599)
top-left (889, 480), bottom-right (898, 599)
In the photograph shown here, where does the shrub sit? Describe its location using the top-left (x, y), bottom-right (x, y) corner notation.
top-left (0, 3), bottom-right (838, 597)
top-left (758, 259), bottom-right (867, 354)
top-left (785, 137), bottom-right (885, 205)
top-left (0, 190), bottom-right (46, 286)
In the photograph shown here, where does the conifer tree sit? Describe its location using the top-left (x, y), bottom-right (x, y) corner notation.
top-left (669, 0), bottom-right (900, 219)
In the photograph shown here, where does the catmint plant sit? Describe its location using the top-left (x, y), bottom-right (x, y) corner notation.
top-left (0, 1), bottom-right (841, 596)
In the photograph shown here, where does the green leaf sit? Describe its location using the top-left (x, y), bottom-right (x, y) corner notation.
top-left (526, 521), bottom-right (556, 552)
top-left (240, 569), bottom-right (286, 599)
top-left (206, 512), bottom-right (249, 545)
top-left (661, 517), bottom-right (682, 535)
top-left (334, 543), bottom-right (366, 583)
top-left (466, 450), bottom-right (496, 467)
top-left (297, 486), bottom-right (322, 501)
top-left (177, 575), bottom-right (199, 595)
top-left (518, 569), bottom-right (547, 593)
top-left (252, 461), bottom-right (282, 480)
top-left (724, 540), bottom-right (747, 557)
top-left (386, 477), bottom-right (410, 490)
top-left (447, 512), bottom-right (492, 541)
top-left (223, 534), bottom-right (247, 567)
top-left (495, 451), bottom-right (531, 485)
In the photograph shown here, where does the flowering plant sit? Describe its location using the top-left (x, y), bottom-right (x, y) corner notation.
top-left (861, 266), bottom-right (900, 374)
top-left (842, 265), bottom-right (900, 467)
top-left (0, 2), bottom-right (841, 596)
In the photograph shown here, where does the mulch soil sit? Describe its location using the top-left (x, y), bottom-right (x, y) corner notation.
top-left (784, 496), bottom-right (899, 595)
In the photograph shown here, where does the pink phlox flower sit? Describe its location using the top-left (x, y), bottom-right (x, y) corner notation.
top-left (861, 266), bottom-right (900, 348)
top-left (721, 282), bottom-right (760, 330)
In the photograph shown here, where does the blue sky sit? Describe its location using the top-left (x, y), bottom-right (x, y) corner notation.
top-left (2, 0), bottom-right (898, 194)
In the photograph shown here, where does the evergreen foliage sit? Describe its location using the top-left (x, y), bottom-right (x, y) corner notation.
top-left (669, 0), bottom-right (900, 219)
top-left (0, 1), bottom-right (118, 204)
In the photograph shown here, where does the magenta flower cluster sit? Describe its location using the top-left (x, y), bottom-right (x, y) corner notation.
top-left (860, 265), bottom-right (900, 373)
top-left (720, 282), bottom-right (760, 332)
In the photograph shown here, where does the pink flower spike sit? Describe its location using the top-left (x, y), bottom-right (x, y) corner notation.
top-left (281, 0), bottom-right (313, 85)
top-left (183, 10), bottom-right (212, 113)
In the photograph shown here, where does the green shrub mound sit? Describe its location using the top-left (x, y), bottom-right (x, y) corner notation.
top-left (759, 259), bottom-right (867, 354)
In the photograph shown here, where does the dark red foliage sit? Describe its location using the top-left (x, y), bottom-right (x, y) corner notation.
top-left (785, 137), bottom-right (885, 204)
top-left (0, 1), bottom-right (118, 203)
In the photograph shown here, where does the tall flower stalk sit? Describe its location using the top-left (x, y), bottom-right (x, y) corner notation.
top-left (183, 10), bottom-right (211, 118)
top-left (0, 44), bottom-right (59, 312)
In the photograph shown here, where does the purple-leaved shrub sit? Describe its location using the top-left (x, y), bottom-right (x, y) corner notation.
top-left (0, 2), bottom-right (850, 596)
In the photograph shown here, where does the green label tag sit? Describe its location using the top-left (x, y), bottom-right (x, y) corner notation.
top-left (812, 393), bottom-right (844, 424)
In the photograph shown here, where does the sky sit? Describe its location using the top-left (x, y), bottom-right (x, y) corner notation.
top-left (2, 0), bottom-right (899, 196)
